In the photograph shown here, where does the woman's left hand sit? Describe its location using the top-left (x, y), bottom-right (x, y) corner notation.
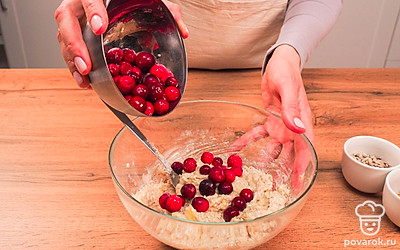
top-left (262, 44), bottom-right (314, 141)
top-left (231, 45), bottom-right (315, 192)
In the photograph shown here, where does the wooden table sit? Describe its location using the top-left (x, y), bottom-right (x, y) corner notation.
top-left (1, 68), bottom-right (399, 249)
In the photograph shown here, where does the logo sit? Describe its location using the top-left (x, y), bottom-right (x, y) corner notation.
top-left (355, 200), bottom-right (385, 236)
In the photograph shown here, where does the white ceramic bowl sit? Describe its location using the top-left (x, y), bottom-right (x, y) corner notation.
top-left (383, 168), bottom-right (400, 227)
top-left (341, 136), bottom-right (400, 193)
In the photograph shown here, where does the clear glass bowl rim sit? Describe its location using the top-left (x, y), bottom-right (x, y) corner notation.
top-left (108, 99), bottom-right (319, 225)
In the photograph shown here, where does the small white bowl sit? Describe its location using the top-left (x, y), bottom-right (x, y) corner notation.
top-left (383, 168), bottom-right (400, 227)
top-left (341, 136), bottom-right (400, 193)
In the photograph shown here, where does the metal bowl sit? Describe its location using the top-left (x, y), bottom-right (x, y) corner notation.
top-left (83, 0), bottom-right (187, 116)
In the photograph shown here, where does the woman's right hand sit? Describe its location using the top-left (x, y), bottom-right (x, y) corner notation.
top-left (55, 0), bottom-right (188, 88)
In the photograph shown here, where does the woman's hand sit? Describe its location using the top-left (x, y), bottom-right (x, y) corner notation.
top-left (55, 0), bottom-right (108, 88)
top-left (262, 44), bottom-right (314, 142)
top-left (162, 1), bottom-right (189, 39)
top-left (55, 0), bottom-right (188, 88)
top-left (231, 45), bottom-right (315, 193)
top-left (263, 45), bottom-right (315, 191)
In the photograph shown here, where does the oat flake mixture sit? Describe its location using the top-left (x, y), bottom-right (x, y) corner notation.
top-left (133, 157), bottom-right (291, 223)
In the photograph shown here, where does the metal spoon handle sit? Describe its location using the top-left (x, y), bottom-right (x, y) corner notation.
top-left (104, 102), bottom-right (179, 186)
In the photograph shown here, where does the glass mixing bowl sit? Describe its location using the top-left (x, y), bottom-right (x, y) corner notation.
top-left (109, 100), bottom-right (318, 249)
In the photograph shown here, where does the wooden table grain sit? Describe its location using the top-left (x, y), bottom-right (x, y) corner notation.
top-left (1, 68), bottom-right (399, 249)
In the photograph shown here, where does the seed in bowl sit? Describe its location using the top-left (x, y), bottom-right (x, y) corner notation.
top-left (133, 152), bottom-right (290, 223)
top-left (105, 47), bottom-right (181, 116)
top-left (352, 153), bottom-right (392, 168)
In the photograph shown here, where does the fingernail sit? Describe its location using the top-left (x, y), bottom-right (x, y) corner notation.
top-left (178, 21), bottom-right (189, 37)
top-left (73, 71), bottom-right (83, 85)
top-left (74, 57), bottom-right (87, 74)
top-left (294, 117), bottom-right (305, 129)
top-left (90, 15), bottom-right (103, 33)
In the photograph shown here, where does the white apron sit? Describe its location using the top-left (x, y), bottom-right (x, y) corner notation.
top-left (171, 0), bottom-right (287, 69)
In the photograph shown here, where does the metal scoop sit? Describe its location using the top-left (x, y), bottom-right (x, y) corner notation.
top-left (104, 102), bottom-right (180, 186)
top-left (83, 0), bottom-right (187, 186)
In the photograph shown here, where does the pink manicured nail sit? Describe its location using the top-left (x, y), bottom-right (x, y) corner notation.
top-left (74, 57), bottom-right (87, 74)
top-left (90, 15), bottom-right (103, 33)
top-left (73, 71), bottom-right (83, 85)
top-left (294, 117), bottom-right (305, 129)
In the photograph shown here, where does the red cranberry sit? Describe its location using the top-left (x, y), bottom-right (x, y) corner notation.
top-left (223, 206), bottom-right (239, 222)
top-left (165, 86), bottom-right (180, 102)
top-left (154, 99), bottom-right (170, 115)
top-left (128, 96), bottom-right (147, 113)
top-left (108, 63), bottom-right (120, 76)
top-left (142, 73), bottom-right (161, 86)
top-left (124, 95), bottom-right (133, 102)
top-left (199, 165), bottom-right (211, 175)
top-left (149, 64), bottom-right (168, 80)
top-left (223, 169), bottom-right (236, 183)
top-left (159, 92), bottom-right (167, 101)
top-left (208, 166), bottom-right (225, 183)
top-left (113, 75), bottom-right (121, 84)
top-left (106, 47), bottom-right (123, 63)
top-left (218, 182), bottom-right (233, 195)
top-left (159, 193), bottom-right (171, 209)
top-left (144, 101), bottom-right (154, 116)
top-left (128, 72), bottom-right (141, 83)
top-left (240, 188), bottom-right (254, 202)
top-left (199, 179), bottom-right (216, 196)
top-left (119, 61), bottom-right (133, 75)
top-left (232, 166), bottom-right (243, 177)
top-left (132, 84), bottom-right (149, 99)
top-left (180, 183), bottom-right (196, 199)
top-left (148, 84), bottom-right (166, 103)
top-left (116, 75), bottom-right (135, 95)
top-left (227, 154), bottom-right (243, 169)
top-left (165, 194), bottom-right (184, 213)
top-left (191, 197), bottom-right (209, 212)
top-left (231, 197), bottom-right (246, 211)
top-left (131, 66), bottom-right (142, 77)
top-left (161, 71), bottom-right (174, 84)
top-left (135, 51), bottom-right (156, 71)
top-left (201, 152), bottom-right (214, 164)
top-left (122, 48), bottom-right (136, 63)
top-left (171, 161), bottom-right (184, 175)
top-left (183, 158), bottom-right (197, 173)
top-left (164, 76), bottom-right (179, 87)
top-left (212, 157), bottom-right (223, 167)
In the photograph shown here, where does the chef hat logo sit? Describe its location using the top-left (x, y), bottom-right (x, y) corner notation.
top-left (355, 200), bottom-right (385, 236)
